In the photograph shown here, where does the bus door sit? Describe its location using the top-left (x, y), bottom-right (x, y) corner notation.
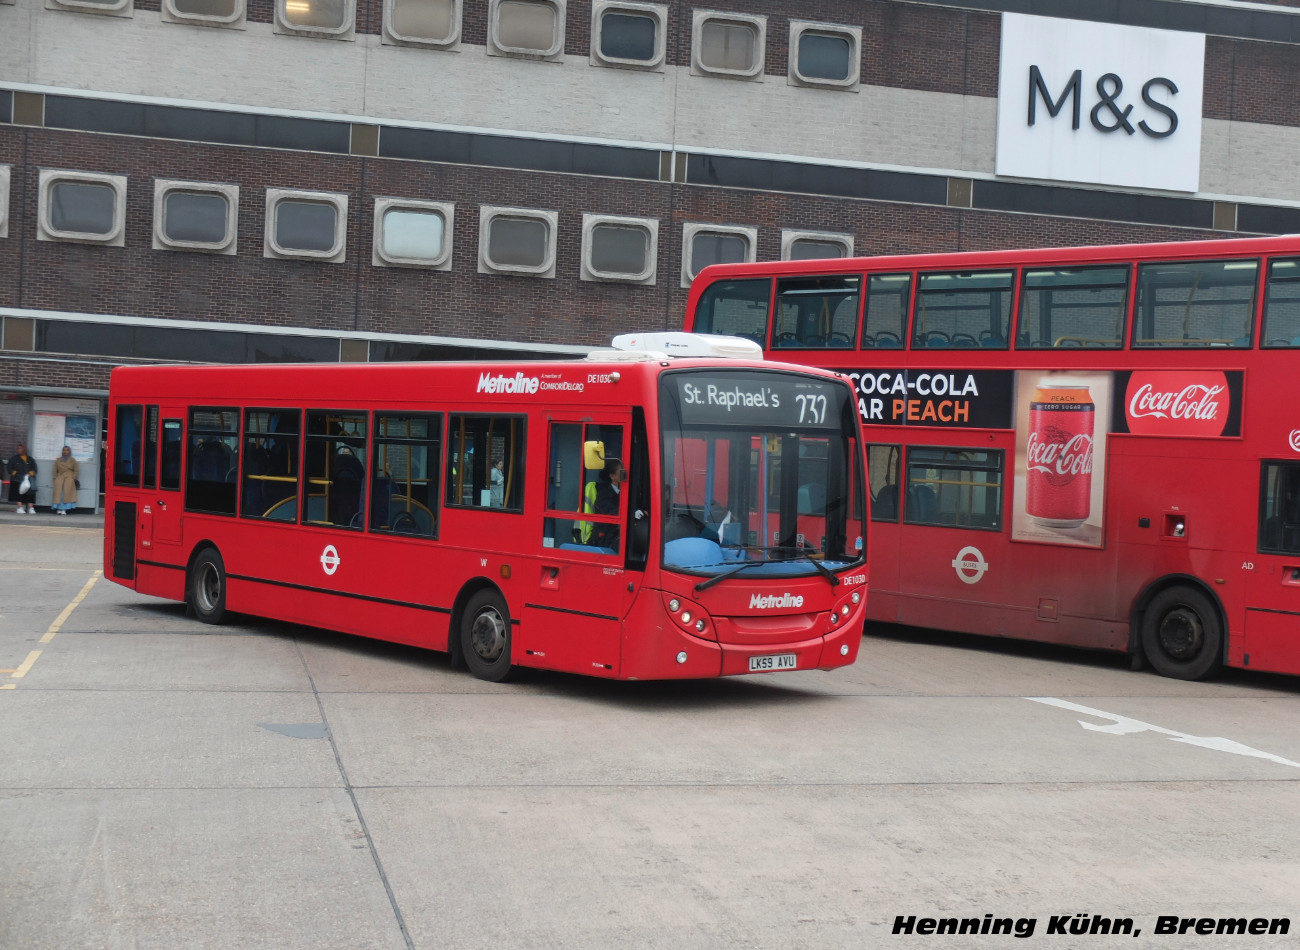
top-left (152, 411), bottom-right (185, 548)
top-left (1243, 461), bottom-right (1300, 674)
top-left (524, 417), bottom-right (632, 675)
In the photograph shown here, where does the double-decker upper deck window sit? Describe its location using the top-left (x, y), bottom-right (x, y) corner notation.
top-left (242, 409), bottom-right (301, 522)
top-left (304, 411), bottom-right (367, 529)
top-left (690, 278), bottom-right (770, 345)
top-left (1018, 265), bottom-right (1128, 349)
top-left (187, 408), bottom-right (240, 515)
top-left (372, 414), bottom-right (441, 537)
top-left (772, 276), bottom-right (859, 349)
top-left (1262, 258), bottom-right (1300, 348)
top-left (861, 273), bottom-right (911, 349)
top-left (385, 0), bottom-right (459, 46)
top-left (904, 447), bottom-right (1003, 530)
top-left (912, 271), bottom-right (1013, 349)
top-left (1133, 259), bottom-right (1258, 348)
top-left (447, 415), bottom-right (525, 511)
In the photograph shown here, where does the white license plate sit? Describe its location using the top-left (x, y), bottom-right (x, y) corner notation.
top-left (749, 653), bottom-right (797, 672)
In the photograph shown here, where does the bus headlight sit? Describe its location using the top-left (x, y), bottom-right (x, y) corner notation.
top-left (676, 651), bottom-right (688, 664)
top-left (830, 612), bottom-right (839, 625)
top-left (668, 598), bottom-right (681, 612)
top-left (851, 591), bottom-right (861, 605)
top-left (661, 593), bottom-right (715, 641)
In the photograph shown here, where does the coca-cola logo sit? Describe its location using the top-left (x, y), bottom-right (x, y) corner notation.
top-left (1027, 430), bottom-right (1094, 484)
top-left (1124, 371), bottom-right (1230, 437)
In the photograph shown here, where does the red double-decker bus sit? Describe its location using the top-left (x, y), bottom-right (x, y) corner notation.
top-left (103, 336), bottom-right (868, 681)
top-left (685, 235), bottom-right (1300, 680)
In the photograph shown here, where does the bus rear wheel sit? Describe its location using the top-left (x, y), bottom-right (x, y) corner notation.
top-left (461, 589), bottom-right (513, 682)
top-left (188, 548), bottom-right (227, 625)
top-left (1140, 586), bottom-right (1222, 681)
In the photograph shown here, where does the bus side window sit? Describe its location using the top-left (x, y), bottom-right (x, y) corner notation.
top-left (371, 413), bottom-right (441, 538)
top-left (242, 408), bottom-right (301, 522)
top-left (186, 407), bottom-right (239, 515)
top-left (446, 414), bottom-right (525, 512)
top-left (113, 404), bottom-right (144, 488)
top-left (304, 411), bottom-right (367, 529)
top-left (691, 277), bottom-right (771, 346)
top-left (860, 274), bottom-right (911, 349)
top-left (1260, 462), bottom-right (1300, 555)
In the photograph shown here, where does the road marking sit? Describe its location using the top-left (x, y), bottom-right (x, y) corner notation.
top-left (1028, 696), bottom-right (1300, 768)
top-left (4, 570), bottom-right (101, 689)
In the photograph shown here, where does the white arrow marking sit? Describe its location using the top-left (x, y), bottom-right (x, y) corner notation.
top-left (1028, 696), bottom-right (1300, 768)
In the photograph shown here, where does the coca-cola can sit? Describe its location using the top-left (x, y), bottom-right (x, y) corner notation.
top-left (1026, 380), bottom-right (1095, 527)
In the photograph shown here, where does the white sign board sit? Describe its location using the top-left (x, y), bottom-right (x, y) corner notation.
top-left (996, 14), bottom-right (1205, 193)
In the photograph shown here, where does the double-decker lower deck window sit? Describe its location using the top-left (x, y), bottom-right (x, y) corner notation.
top-left (447, 415), bottom-right (525, 511)
top-left (305, 411), bottom-right (367, 528)
top-left (904, 447), bottom-right (1003, 530)
top-left (912, 270), bottom-right (1013, 349)
top-left (372, 414), bottom-right (441, 537)
top-left (187, 408), bottom-right (240, 515)
top-left (242, 409), bottom-right (301, 522)
top-left (1133, 259), bottom-right (1258, 348)
top-left (1260, 462), bottom-right (1300, 554)
top-left (1018, 266), bottom-right (1128, 349)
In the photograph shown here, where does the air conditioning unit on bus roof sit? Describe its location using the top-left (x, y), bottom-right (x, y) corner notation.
top-left (587, 331), bottom-right (763, 361)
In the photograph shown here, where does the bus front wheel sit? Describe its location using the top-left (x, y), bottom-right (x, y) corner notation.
top-left (1140, 586), bottom-right (1223, 681)
top-left (461, 589), bottom-right (513, 682)
top-left (188, 548), bottom-right (228, 625)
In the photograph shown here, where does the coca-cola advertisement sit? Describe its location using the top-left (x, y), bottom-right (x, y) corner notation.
top-left (1012, 371), bottom-right (1113, 547)
top-left (1112, 370), bottom-right (1242, 438)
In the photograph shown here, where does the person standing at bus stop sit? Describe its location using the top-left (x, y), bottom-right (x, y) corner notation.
top-left (7, 442), bottom-right (37, 514)
top-left (52, 445), bottom-right (79, 516)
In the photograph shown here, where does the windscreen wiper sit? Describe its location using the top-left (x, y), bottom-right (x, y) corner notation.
top-left (805, 554), bottom-right (840, 588)
top-left (693, 561), bottom-right (753, 592)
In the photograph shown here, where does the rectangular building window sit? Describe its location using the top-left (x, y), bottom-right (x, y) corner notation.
top-left (490, 0), bottom-right (563, 58)
top-left (1133, 259), bottom-right (1258, 348)
top-left (581, 213), bottom-right (657, 284)
top-left (478, 206), bottom-right (557, 277)
top-left (693, 11), bottom-right (764, 78)
top-left (772, 276), bottom-right (859, 349)
top-left (1260, 461), bottom-right (1300, 554)
top-left (681, 223), bottom-right (756, 287)
top-left (38, 170), bottom-right (127, 246)
top-left (592, 1), bottom-right (666, 69)
top-left (242, 409), bottom-right (301, 522)
top-left (788, 21), bottom-right (861, 89)
top-left (913, 270), bottom-right (1013, 349)
top-left (447, 415), bottom-right (525, 511)
top-left (385, 0), bottom-right (459, 46)
top-left (265, 189), bottom-right (348, 263)
top-left (1262, 258), bottom-right (1300, 348)
top-left (153, 180), bottom-right (239, 255)
top-left (276, 0), bottom-right (354, 35)
top-left (1018, 265), bottom-right (1128, 349)
top-left (861, 273), bottom-right (911, 349)
top-left (163, 0), bottom-right (243, 25)
top-left (186, 408), bottom-right (240, 515)
top-left (372, 413), bottom-right (441, 537)
top-left (904, 447), bottom-right (1003, 530)
top-left (304, 411), bottom-right (367, 528)
top-left (374, 198), bottom-right (453, 269)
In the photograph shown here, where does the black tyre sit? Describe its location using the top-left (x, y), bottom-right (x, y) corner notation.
top-left (460, 588), bottom-right (513, 682)
top-left (188, 548), bottom-right (227, 625)
top-left (1140, 586), bottom-right (1223, 681)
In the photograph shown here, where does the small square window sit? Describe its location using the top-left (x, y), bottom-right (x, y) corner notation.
top-left (383, 0), bottom-right (460, 47)
top-left (0, 166), bottom-right (9, 240)
top-left (788, 21), bottom-right (860, 90)
top-left (781, 229), bottom-right (853, 261)
top-left (373, 198), bottom-right (454, 269)
top-left (38, 169), bottom-right (128, 246)
top-left (681, 222), bottom-right (756, 288)
top-left (275, 0), bottom-right (354, 37)
top-left (162, 0), bottom-right (244, 26)
top-left (591, 1), bottom-right (666, 70)
top-left (692, 10), bottom-right (765, 80)
top-left (479, 206), bottom-right (557, 278)
top-left (45, 0), bottom-right (132, 16)
top-left (153, 180), bottom-right (238, 254)
top-left (489, 0), bottom-right (564, 60)
top-left (582, 213), bottom-right (657, 284)
top-left (265, 188), bottom-right (348, 262)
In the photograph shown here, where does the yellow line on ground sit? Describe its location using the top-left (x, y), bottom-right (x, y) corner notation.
top-left (11, 651), bottom-right (41, 678)
top-left (40, 571), bottom-right (102, 644)
top-left (0, 684), bottom-right (14, 690)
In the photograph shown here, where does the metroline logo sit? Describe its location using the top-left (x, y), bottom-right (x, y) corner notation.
top-left (476, 371), bottom-right (540, 395)
top-left (749, 592), bottom-right (805, 609)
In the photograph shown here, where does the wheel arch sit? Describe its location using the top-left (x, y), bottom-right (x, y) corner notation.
top-left (1129, 573), bottom-right (1229, 665)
